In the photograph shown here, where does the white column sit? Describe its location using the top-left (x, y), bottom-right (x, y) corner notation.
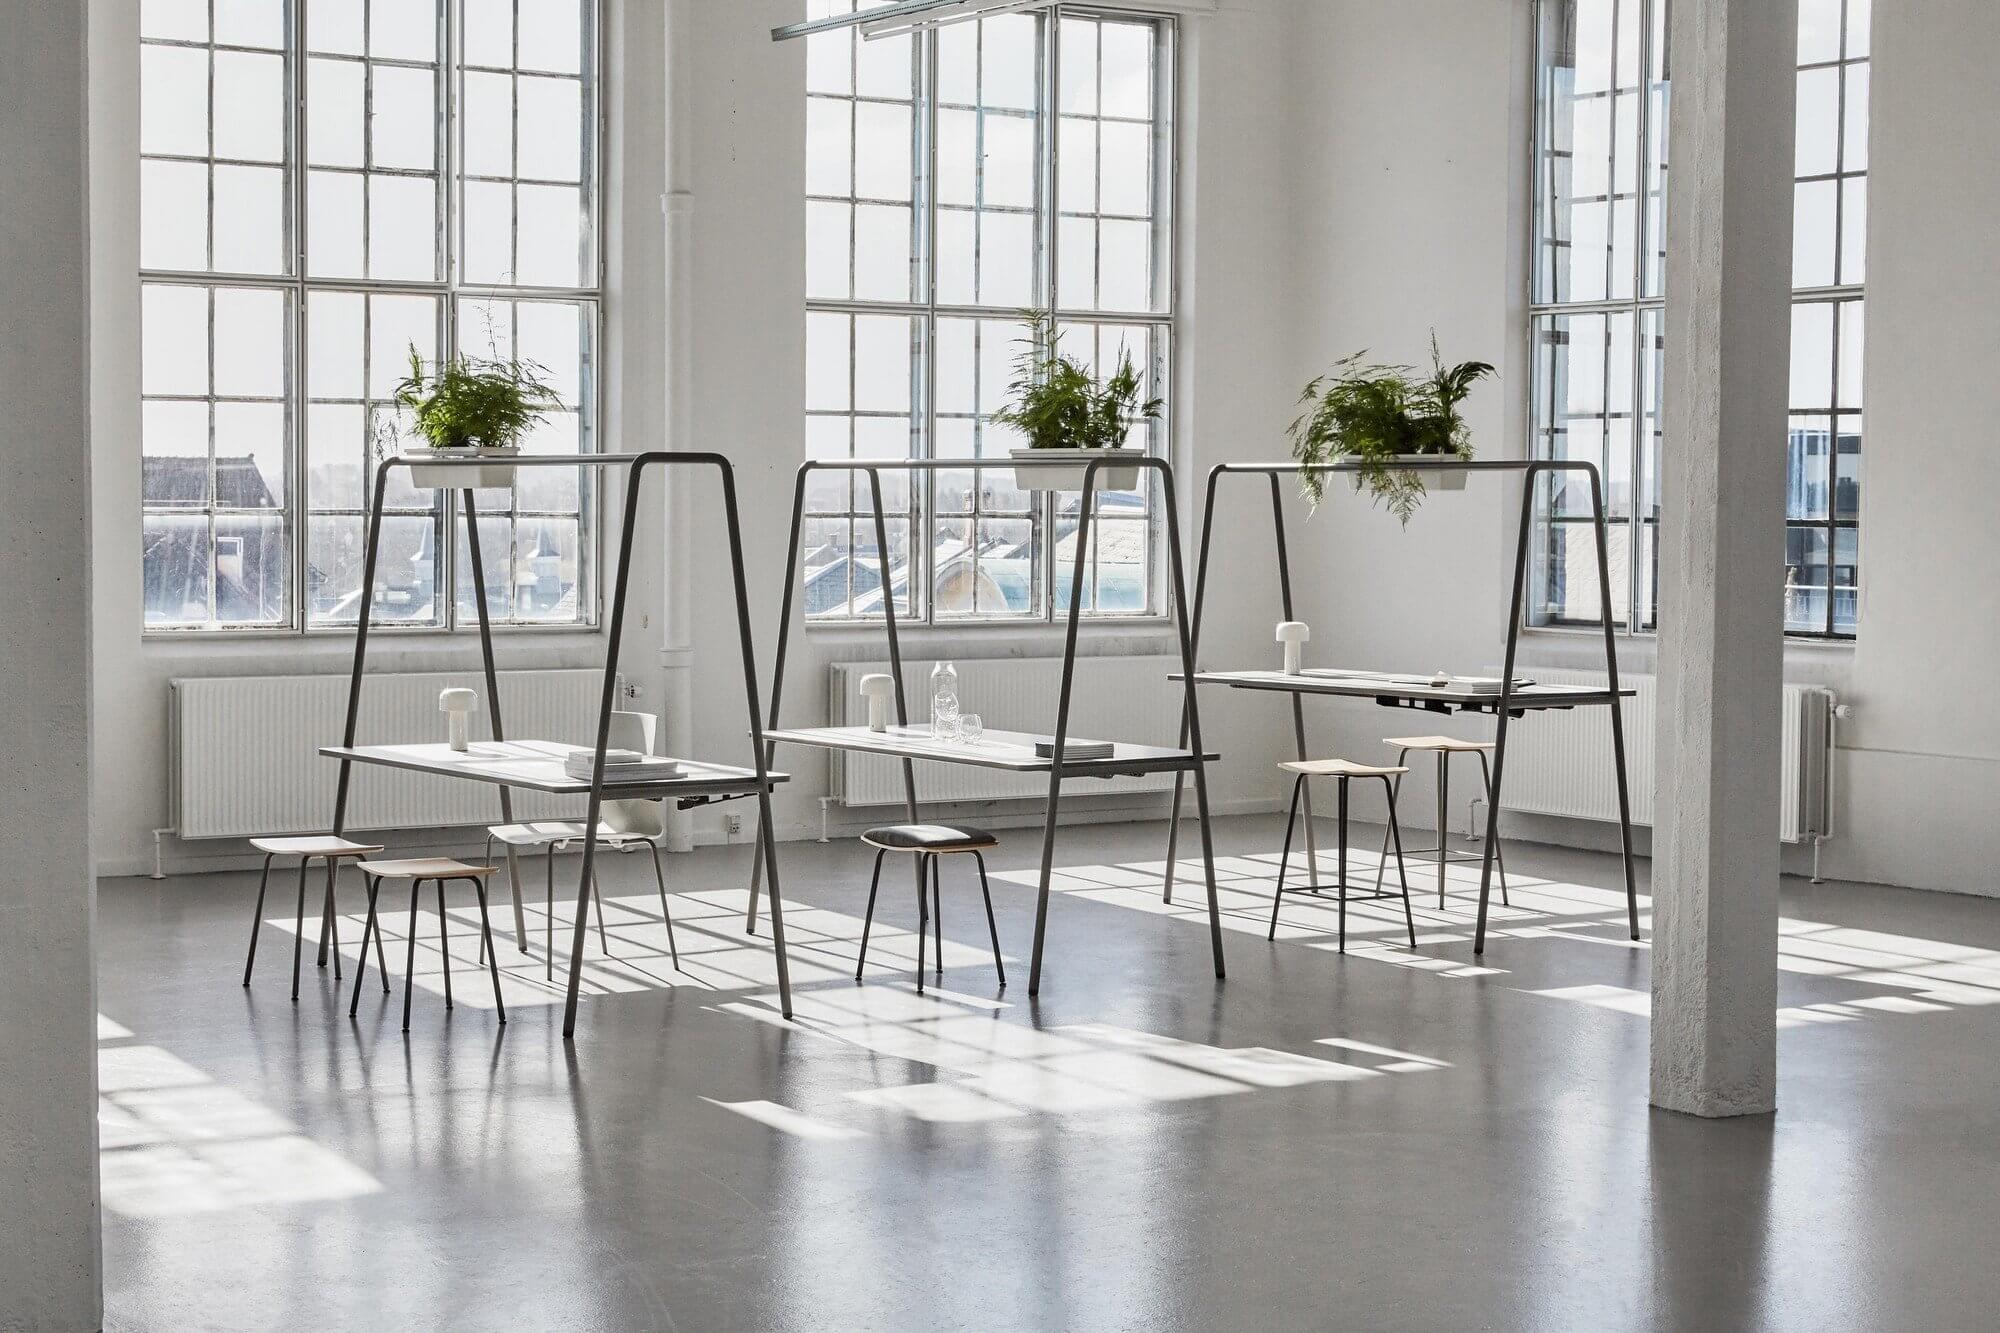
top-left (1651, 0), bottom-right (1797, 1117)
top-left (0, 0), bottom-right (102, 1325)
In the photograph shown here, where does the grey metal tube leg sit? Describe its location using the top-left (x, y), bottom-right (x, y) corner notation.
top-left (930, 854), bottom-right (943, 981)
top-left (1436, 751), bottom-right (1449, 909)
top-left (401, 879), bottom-right (422, 1032)
top-left (349, 874), bottom-right (388, 1018)
top-left (649, 842), bottom-right (678, 970)
top-left (436, 879), bottom-right (453, 1011)
top-left (855, 848), bottom-right (886, 981)
top-left (1269, 774), bottom-right (1304, 941)
top-left (1337, 777), bottom-right (1349, 954)
top-left (471, 878), bottom-right (505, 1024)
top-left (1382, 777), bottom-right (1416, 949)
top-left (290, 858), bottom-right (309, 1002)
top-left (915, 855), bottom-right (929, 994)
top-left (973, 852), bottom-right (1004, 988)
top-left (1476, 750), bottom-right (1510, 907)
top-left (243, 853), bottom-right (274, 986)
top-left (322, 858), bottom-right (342, 981)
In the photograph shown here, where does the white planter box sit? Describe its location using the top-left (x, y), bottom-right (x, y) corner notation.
top-left (408, 446), bottom-right (520, 489)
top-left (1009, 448), bottom-right (1141, 493)
top-left (1388, 454), bottom-right (1467, 489)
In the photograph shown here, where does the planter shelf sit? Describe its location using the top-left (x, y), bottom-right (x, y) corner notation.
top-left (1009, 448), bottom-right (1141, 493)
top-left (409, 446), bottom-right (521, 489)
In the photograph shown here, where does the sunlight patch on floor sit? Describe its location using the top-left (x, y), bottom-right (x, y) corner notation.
top-left (699, 986), bottom-right (1451, 1139)
top-left (97, 1020), bottom-right (380, 1219)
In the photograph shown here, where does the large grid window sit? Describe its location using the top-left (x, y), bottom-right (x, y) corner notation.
top-left (1530, 0), bottom-right (1868, 637)
top-left (139, 0), bottom-right (602, 632)
top-left (803, 3), bottom-right (1174, 623)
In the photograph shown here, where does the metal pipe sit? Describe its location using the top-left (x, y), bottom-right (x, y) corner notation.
top-left (462, 488), bottom-right (528, 951)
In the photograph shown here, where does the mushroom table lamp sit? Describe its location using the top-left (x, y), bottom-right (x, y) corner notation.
top-left (1276, 621), bottom-right (1310, 675)
top-left (439, 687), bottom-right (479, 751)
top-left (859, 674), bottom-right (896, 733)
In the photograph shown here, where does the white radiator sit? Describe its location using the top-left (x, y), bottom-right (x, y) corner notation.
top-left (170, 670), bottom-right (606, 839)
top-left (825, 657), bottom-right (1183, 807)
top-left (1497, 670), bottom-right (1835, 843)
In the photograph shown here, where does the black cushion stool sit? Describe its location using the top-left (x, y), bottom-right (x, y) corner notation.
top-left (855, 824), bottom-right (1005, 992)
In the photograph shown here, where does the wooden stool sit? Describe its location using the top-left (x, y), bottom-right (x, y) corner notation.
top-left (1373, 736), bottom-right (1510, 909)
top-left (1269, 760), bottom-right (1417, 952)
top-left (855, 824), bottom-right (1005, 992)
top-left (243, 835), bottom-right (386, 1001)
top-left (349, 858), bottom-right (506, 1031)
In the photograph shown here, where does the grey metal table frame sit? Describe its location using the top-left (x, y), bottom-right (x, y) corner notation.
top-left (744, 454), bottom-right (1226, 995)
top-left (1158, 458), bottom-right (1641, 955)
top-left (330, 451), bottom-right (795, 1037)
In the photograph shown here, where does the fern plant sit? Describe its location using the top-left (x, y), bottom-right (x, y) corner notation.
top-left (391, 345), bottom-right (562, 451)
top-left (990, 311), bottom-right (1163, 452)
top-left (1286, 335), bottom-right (1493, 523)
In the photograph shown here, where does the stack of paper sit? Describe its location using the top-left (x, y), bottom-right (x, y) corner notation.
top-left (562, 748), bottom-right (684, 783)
top-left (1033, 738), bottom-right (1115, 760)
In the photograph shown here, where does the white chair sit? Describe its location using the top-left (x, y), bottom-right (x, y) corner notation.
top-left (484, 710), bottom-right (679, 976)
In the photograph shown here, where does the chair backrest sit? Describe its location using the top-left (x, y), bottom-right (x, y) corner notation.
top-left (599, 708), bottom-right (664, 837)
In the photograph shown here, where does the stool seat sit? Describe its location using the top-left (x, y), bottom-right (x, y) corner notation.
top-left (249, 835), bottom-right (384, 858)
top-left (1382, 735), bottom-right (1494, 753)
top-left (861, 823), bottom-right (999, 853)
top-left (358, 857), bottom-right (497, 880)
top-left (488, 821), bottom-right (588, 847)
top-left (1280, 758), bottom-right (1409, 779)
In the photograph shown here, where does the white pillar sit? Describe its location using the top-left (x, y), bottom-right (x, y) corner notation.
top-left (0, 0), bottom-right (102, 1325)
top-left (1651, 0), bottom-right (1797, 1117)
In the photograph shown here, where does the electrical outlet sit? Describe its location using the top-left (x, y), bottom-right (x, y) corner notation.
top-left (725, 814), bottom-right (744, 837)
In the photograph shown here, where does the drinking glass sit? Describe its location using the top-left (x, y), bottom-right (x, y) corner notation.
top-left (959, 714), bottom-right (983, 744)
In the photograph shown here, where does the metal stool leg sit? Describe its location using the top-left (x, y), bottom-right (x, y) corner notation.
top-left (973, 851), bottom-right (1005, 988)
top-left (1375, 748), bottom-right (1412, 894)
top-left (479, 836), bottom-right (493, 966)
top-left (1436, 751), bottom-right (1450, 909)
top-left (1476, 750), bottom-right (1511, 907)
top-left (243, 852), bottom-right (275, 986)
top-left (1382, 777), bottom-right (1416, 948)
top-left (856, 848), bottom-right (886, 981)
top-left (471, 878), bottom-right (505, 1024)
top-left (1337, 777), bottom-right (1349, 954)
top-left (931, 854), bottom-right (944, 981)
top-left (648, 841), bottom-right (679, 969)
top-left (290, 858), bottom-right (310, 1002)
top-left (545, 846), bottom-right (556, 982)
top-left (591, 865), bottom-right (612, 956)
top-left (915, 854), bottom-right (929, 994)
top-left (401, 879), bottom-right (422, 1032)
top-left (323, 858), bottom-right (343, 981)
top-left (1269, 773), bottom-right (1305, 940)
top-left (436, 879), bottom-right (454, 1011)
top-left (350, 873), bottom-right (386, 1018)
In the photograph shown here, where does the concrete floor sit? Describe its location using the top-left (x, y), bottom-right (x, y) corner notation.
top-left (96, 815), bottom-right (2000, 1331)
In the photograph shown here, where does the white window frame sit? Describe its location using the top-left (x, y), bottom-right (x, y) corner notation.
top-left (138, 0), bottom-right (607, 637)
top-left (1526, 0), bottom-right (1867, 641)
top-left (803, 3), bottom-right (1180, 627)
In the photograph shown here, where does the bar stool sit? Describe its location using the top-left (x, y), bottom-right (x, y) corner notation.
top-left (348, 858), bottom-right (506, 1031)
top-left (854, 824), bottom-right (1006, 992)
top-left (242, 835), bottom-right (386, 1001)
top-left (1268, 760), bottom-right (1417, 952)
top-left (1372, 735), bottom-right (1510, 909)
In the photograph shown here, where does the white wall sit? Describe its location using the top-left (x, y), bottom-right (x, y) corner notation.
top-left (2, 1), bottom-right (103, 1325)
top-left (1836, 0), bottom-right (2000, 896)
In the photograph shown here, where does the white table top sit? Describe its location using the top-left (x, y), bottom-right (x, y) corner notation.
top-left (1177, 668), bottom-right (1634, 710)
top-left (762, 725), bottom-right (1215, 776)
top-left (320, 740), bottom-right (788, 798)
